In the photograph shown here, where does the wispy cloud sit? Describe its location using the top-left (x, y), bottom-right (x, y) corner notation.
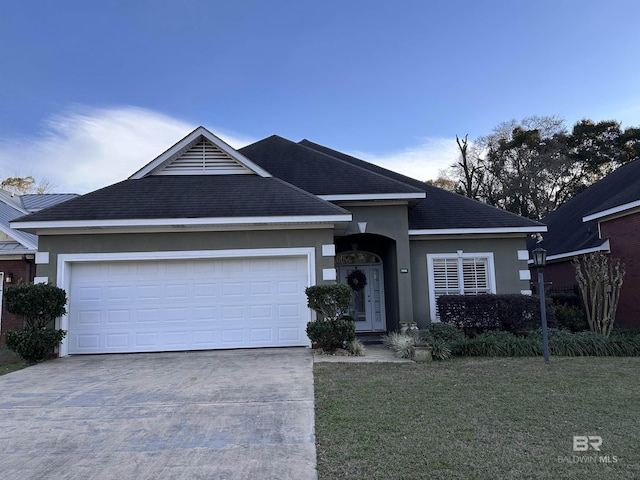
top-left (0, 107), bottom-right (460, 195)
top-left (0, 106), bottom-right (255, 194)
top-left (352, 137), bottom-right (459, 183)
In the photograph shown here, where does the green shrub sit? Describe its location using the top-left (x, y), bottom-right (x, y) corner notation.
top-left (4, 328), bottom-right (67, 363)
top-left (306, 317), bottom-right (355, 352)
top-left (305, 284), bottom-right (353, 321)
top-left (5, 283), bottom-right (67, 328)
top-left (550, 292), bottom-right (581, 307)
top-left (429, 338), bottom-right (452, 361)
top-left (382, 331), bottom-right (415, 359)
top-left (454, 331), bottom-right (541, 357)
top-left (423, 323), bottom-right (465, 343)
top-left (4, 283), bottom-right (68, 363)
top-left (437, 294), bottom-right (557, 334)
top-left (453, 328), bottom-right (640, 358)
top-left (554, 304), bottom-right (589, 332)
top-left (384, 330), bottom-right (454, 361)
top-left (347, 339), bottom-right (366, 356)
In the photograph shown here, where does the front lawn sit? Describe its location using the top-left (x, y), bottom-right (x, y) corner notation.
top-left (314, 357), bottom-right (640, 479)
top-left (0, 342), bottom-right (27, 375)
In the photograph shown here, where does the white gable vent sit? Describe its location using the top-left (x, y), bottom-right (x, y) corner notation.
top-left (156, 139), bottom-right (253, 175)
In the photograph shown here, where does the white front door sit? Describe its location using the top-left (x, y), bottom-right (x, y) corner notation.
top-left (338, 265), bottom-right (386, 332)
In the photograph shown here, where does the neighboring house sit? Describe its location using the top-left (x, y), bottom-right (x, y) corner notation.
top-left (527, 158), bottom-right (640, 331)
top-left (0, 189), bottom-right (77, 334)
top-left (12, 127), bottom-right (545, 356)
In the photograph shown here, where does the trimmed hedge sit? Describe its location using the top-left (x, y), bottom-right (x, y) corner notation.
top-left (4, 328), bottom-right (67, 363)
top-left (305, 284), bottom-right (352, 321)
top-left (437, 294), bottom-right (557, 334)
top-left (5, 282), bottom-right (67, 329)
top-left (306, 317), bottom-right (356, 352)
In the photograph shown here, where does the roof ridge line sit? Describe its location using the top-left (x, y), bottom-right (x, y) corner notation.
top-left (295, 140), bottom-right (426, 194)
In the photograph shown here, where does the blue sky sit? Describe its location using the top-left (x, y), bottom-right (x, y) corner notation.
top-left (1, 0), bottom-right (639, 193)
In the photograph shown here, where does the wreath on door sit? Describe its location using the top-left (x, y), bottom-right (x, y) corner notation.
top-left (347, 269), bottom-right (367, 291)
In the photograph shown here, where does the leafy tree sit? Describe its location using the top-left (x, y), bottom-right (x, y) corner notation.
top-left (451, 117), bottom-right (640, 219)
top-left (426, 173), bottom-right (457, 192)
top-left (1, 176), bottom-right (54, 194)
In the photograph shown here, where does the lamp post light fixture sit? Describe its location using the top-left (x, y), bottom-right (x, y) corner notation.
top-left (532, 248), bottom-right (550, 364)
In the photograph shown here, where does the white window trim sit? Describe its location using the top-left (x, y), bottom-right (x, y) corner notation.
top-left (426, 252), bottom-right (497, 322)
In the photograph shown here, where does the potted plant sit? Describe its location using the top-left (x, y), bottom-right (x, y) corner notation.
top-left (412, 338), bottom-right (433, 362)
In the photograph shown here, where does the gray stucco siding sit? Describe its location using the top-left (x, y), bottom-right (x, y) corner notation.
top-left (337, 203), bottom-right (413, 329)
top-left (36, 228), bottom-right (336, 286)
top-left (409, 236), bottom-right (531, 325)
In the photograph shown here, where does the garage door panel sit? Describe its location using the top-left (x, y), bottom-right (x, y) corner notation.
top-left (107, 310), bottom-right (130, 324)
top-left (68, 256), bottom-right (310, 354)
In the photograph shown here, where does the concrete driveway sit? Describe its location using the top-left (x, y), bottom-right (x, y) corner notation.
top-left (0, 348), bottom-right (316, 480)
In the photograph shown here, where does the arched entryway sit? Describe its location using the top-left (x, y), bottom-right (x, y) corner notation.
top-left (336, 251), bottom-right (386, 332)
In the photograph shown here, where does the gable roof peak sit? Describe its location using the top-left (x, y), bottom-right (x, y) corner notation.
top-left (130, 126), bottom-right (272, 179)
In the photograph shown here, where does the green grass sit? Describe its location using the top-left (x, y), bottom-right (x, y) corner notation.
top-left (314, 357), bottom-right (640, 479)
top-left (0, 342), bottom-right (27, 375)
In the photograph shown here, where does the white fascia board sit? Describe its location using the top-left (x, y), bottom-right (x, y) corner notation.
top-left (0, 246), bottom-right (35, 256)
top-left (582, 200), bottom-right (640, 222)
top-left (319, 192), bottom-right (426, 201)
top-left (409, 226), bottom-right (547, 236)
top-left (0, 223), bottom-right (38, 251)
top-left (129, 126), bottom-right (272, 179)
top-left (526, 239), bottom-right (611, 264)
top-left (11, 214), bottom-right (353, 231)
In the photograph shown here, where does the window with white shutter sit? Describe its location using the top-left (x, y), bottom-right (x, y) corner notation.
top-left (427, 252), bottom-right (496, 321)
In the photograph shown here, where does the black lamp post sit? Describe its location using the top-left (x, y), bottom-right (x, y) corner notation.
top-left (532, 248), bottom-right (550, 364)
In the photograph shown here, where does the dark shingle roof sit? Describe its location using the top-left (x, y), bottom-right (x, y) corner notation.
top-left (297, 139), bottom-right (543, 231)
top-left (239, 136), bottom-right (425, 197)
top-left (531, 158), bottom-right (640, 256)
top-left (15, 175), bottom-right (348, 223)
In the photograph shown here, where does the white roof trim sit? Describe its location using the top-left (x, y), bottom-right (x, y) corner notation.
top-left (582, 200), bottom-right (640, 222)
top-left (129, 126), bottom-right (272, 179)
top-left (409, 226), bottom-right (547, 236)
top-left (0, 243), bottom-right (36, 255)
top-left (0, 222), bottom-right (37, 251)
top-left (529, 239), bottom-right (611, 264)
top-left (11, 214), bottom-right (353, 231)
top-left (319, 193), bottom-right (426, 201)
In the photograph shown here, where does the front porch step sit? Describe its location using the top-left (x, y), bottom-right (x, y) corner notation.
top-left (356, 333), bottom-right (385, 345)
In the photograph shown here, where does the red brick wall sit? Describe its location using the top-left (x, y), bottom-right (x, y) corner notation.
top-left (533, 260), bottom-right (578, 291)
top-left (530, 212), bottom-right (640, 331)
top-left (600, 213), bottom-right (640, 330)
top-left (1, 258), bottom-right (35, 335)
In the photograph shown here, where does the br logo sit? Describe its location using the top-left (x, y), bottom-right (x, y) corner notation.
top-left (573, 436), bottom-right (602, 451)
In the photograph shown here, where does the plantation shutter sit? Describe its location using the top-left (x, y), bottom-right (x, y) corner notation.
top-left (462, 257), bottom-right (491, 294)
top-left (432, 258), bottom-right (460, 296)
top-left (429, 254), bottom-right (493, 321)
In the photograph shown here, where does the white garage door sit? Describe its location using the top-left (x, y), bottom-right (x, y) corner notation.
top-left (67, 256), bottom-right (310, 354)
